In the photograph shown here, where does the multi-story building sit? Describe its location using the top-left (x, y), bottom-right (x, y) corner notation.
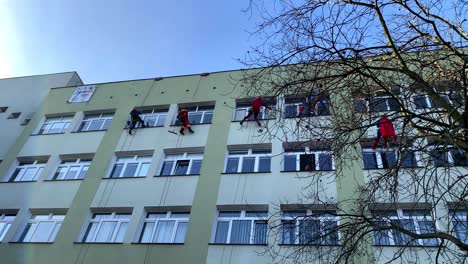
top-left (0, 70), bottom-right (465, 264)
top-left (0, 72), bottom-right (83, 161)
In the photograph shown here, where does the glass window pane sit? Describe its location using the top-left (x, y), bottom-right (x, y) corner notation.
top-left (401, 151), bottom-right (417, 168)
top-left (110, 164), bottom-right (124, 178)
top-left (373, 221), bottom-right (391, 245)
top-left (258, 157), bottom-right (271, 172)
top-left (392, 219), bottom-right (415, 245)
top-left (300, 154), bottom-right (315, 171)
top-left (414, 95), bottom-right (429, 109)
top-left (0, 223), bottom-right (11, 241)
top-left (451, 150), bottom-right (468, 166)
top-left (189, 112), bottom-right (202, 124)
top-left (49, 223), bottom-right (61, 242)
top-left (363, 152), bottom-right (378, 169)
top-left (282, 221), bottom-right (295, 244)
top-left (102, 119), bottom-right (112, 130)
top-left (160, 161), bottom-right (174, 176)
top-left (226, 158), bottom-right (239, 173)
top-left (432, 149), bottom-right (448, 167)
top-left (319, 154), bottom-right (333, 170)
top-left (95, 221), bottom-right (117, 242)
top-left (174, 160), bottom-right (189, 175)
top-left (245, 211), bottom-right (268, 218)
top-left (79, 165), bottom-right (89, 179)
top-left (115, 222), bottom-right (128, 242)
top-left (49, 122), bottom-right (65, 133)
top-left (137, 163), bottom-right (150, 176)
top-left (369, 97), bottom-right (387, 112)
top-left (171, 212), bottom-right (190, 218)
top-left (88, 119), bottom-right (104, 131)
top-left (254, 221), bottom-right (267, 244)
top-left (354, 99), bottom-right (367, 112)
top-left (322, 221), bottom-right (338, 245)
top-left (241, 157), bottom-right (255, 173)
top-left (54, 167), bottom-right (68, 180)
top-left (219, 211), bottom-right (241, 217)
top-left (39, 123), bottom-right (52, 134)
top-left (285, 104), bottom-right (298, 118)
top-left (156, 115), bottom-right (166, 126)
top-left (65, 166), bottom-right (80, 179)
top-left (387, 98), bottom-right (399, 111)
top-left (21, 167), bottom-right (38, 181)
top-left (174, 222), bottom-right (188, 243)
top-left (453, 217), bottom-right (468, 244)
top-left (83, 223), bottom-right (98, 242)
top-left (230, 220), bottom-right (251, 244)
top-left (154, 220), bottom-right (175, 243)
top-left (30, 222), bottom-right (54, 242)
top-left (234, 109), bottom-right (247, 121)
top-left (214, 221), bottom-right (229, 243)
top-left (202, 112), bottom-right (213, 123)
top-left (79, 121), bottom-right (90, 131)
top-left (299, 219), bottom-right (320, 245)
top-left (20, 223), bottom-right (34, 242)
top-left (190, 160), bottom-right (202, 174)
top-left (140, 222), bottom-right (155, 242)
top-left (381, 151), bottom-right (397, 168)
top-left (418, 221), bottom-right (437, 246)
top-left (123, 163), bottom-right (138, 177)
top-left (284, 155), bottom-right (297, 171)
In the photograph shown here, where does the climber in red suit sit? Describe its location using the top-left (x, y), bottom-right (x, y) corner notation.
top-left (177, 109), bottom-right (194, 135)
top-left (240, 96), bottom-right (271, 127)
top-left (372, 115), bottom-right (397, 149)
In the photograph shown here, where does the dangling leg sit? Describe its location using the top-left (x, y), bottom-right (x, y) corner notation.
top-left (179, 126), bottom-right (185, 135)
top-left (188, 124), bottom-right (194, 133)
top-left (253, 111), bottom-right (261, 127)
top-left (129, 120), bottom-right (137, 135)
top-left (240, 109), bottom-right (253, 126)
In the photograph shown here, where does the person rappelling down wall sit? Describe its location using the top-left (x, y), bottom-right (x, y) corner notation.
top-left (128, 108), bottom-right (147, 135)
top-left (177, 108), bottom-right (194, 135)
top-left (239, 96), bottom-right (271, 127)
top-left (372, 115), bottom-right (397, 149)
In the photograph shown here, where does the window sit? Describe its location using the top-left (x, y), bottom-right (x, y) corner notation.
top-left (109, 156), bottom-right (151, 178)
top-left (175, 105), bottom-right (214, 125)
top-left (213, 210), bottom-right (268, 244)
top-left (431, 146), bottom-right (467, 167)
top-left (373, 209), bottom-right (437, 246)
top-left (354, 98), bottom-right (368, 113)
top-left (38, 116), bottom-right (73, 134)
top-left (225, 149), bottom-right (271, 173)
top-left (140, 109), bottom-right (168, 127)
top-left (52, 158), bottom-right (91, 180)
top-left (78, 113), bottom-right (113, 132)
top-left (139, 212), bottom-right (189, 243)
top-left (362, 148), bottom-right (418, 169)
top-left (0, 106), bottom-right (7, 113)
top-left (413, 91), bottom-right (463, 110)
top-left (369, 95), bottom-right (399, 112)
top-left (82, 212), bottom-right (130, 243)
top-left (449, 210), bottom-right (467, 244)
top-left (19, 213), bottom-right (65, 242)
top-left (21, 118), bottom-right (31, 126)
top-left (0, 213), bottom-right (15, 241)
top-left (7, 112), bottom-right (21, 119)
top-left (233, 100), bottom-right (275, 121)
top-left (281, 210), bottom-right (338, 245)
top-left (283, 147), bottom-right (334, 171)
top-left (159, 153), bottom-right (203, 176)
top-left (8, 160), bottom-right (47, 182)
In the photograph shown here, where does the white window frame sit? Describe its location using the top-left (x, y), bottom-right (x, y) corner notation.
top-left (78, 113), bottom-right (113, 132)
top-left (283, 147), bottom-right (334, 171)
top-left (108, 155), bottom-right (151, 178)
top-left (361, 148), bottom-right (420, 170)
top-left (37, 116), bottom-right (73, 134)
top-left (429, 145), bottom-right (467, 167)
top-left (158, 153), bottom-right (203, 176)
top-left (281, 210), bottom-right (339, 245)
top-left (140, 109), bottom-right (168, 127)
top-left (449, 210), bottom-right (467, 244)
top-left (224, 149), bottom-right (271, 173)
top-left (368, 95), bottom-right (400, 112)
top-left (19, 213), bottom-right (65, 242)
top-left (139, 211), bottom-right (190, 243)
top-left (372, 209), bottom-right (438, 246)
top-left (233, 103), bottom-right (272, 121)
top-left (212, 210), bottom-right (268, 245)
top-left (0, 213), bottom-right (16, 241)
top-left (82, 212), bottom-right (130, 243)
top-left (174, 105), bottom-right (214, 125)
top-left (52, 158), bottom-right (91, 180)
top-left (9, 160), bottom-right (47, 182)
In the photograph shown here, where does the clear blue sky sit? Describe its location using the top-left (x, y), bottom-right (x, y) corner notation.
top-left (0, 0), bottom-right (257, 84)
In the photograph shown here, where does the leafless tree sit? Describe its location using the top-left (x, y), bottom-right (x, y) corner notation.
top-left (236, 0), bottom-right (468, 263)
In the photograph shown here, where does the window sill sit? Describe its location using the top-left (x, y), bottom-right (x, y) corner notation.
top-left (155, 174), bottom-right (200, 177)
top-left (209, 243), bottom-right (267, 246)
top-left (278, 243), bottom-right (340, 246)
top-left (123, 125), bottom-right (164, 129)
top-left (74, 242), bottom-right (124, 245)
top-left (71, 130), bottom-right (108, 133)
top-left (43, 178), bottom-right (84, 182)
top-left (222, 171), bottom-right (271, 175)
top-left (131, 242), bottom-right (184, 245)
top-left (280, 170), bottom-right (335, 173)
top-left (284, 115), bottom-right (331, 119)
top-left (103, 176), bottom-right (146, 179)
top-left (31, 132), bottom-right (66, 136)
top-left (9, 241), bottom-right (53, 244)
top-left (363, 167), bottom-right (422, 171)
top-left (231, 119), bottom-right (275, 123)
top-left (170, 123), bottom-right (212, 127)
top-left (374, 244), bottom-right (440, 248)
top-left (1, 180), bottom-right (37, 183)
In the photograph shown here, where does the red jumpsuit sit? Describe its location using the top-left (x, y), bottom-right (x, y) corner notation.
top-left (177, 109), bottom-right (193, 135)
top-left (240, 97), bottom-right (270, 126)
top-left (372, 116), bottom-right (397, 149)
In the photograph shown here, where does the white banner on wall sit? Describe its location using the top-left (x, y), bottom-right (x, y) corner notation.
top-left (68, 85), bottom-right (96, 103)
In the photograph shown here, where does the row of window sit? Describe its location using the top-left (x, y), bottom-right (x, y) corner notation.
top-left (1, 208), bottom-right (466, 246)
top-left (6, 145), bottom-right (467, 182)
